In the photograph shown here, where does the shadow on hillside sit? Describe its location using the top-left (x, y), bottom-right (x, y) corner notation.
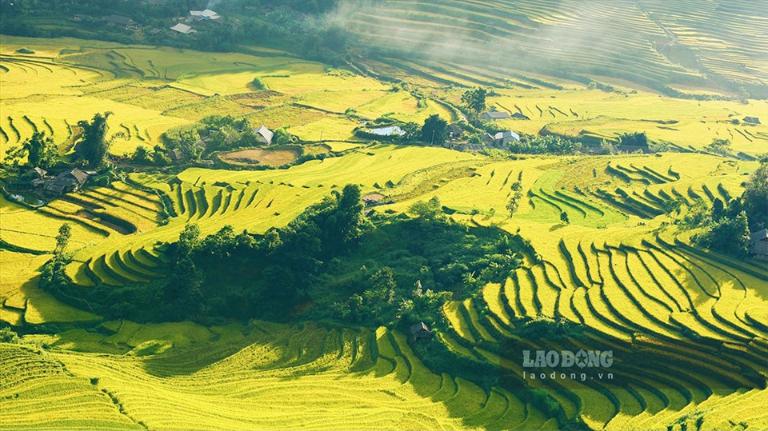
top-left (138, 321), bottom-right (333, 378)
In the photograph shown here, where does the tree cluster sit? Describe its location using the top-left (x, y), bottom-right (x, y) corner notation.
top-left (42, 185), bottom-right (366, 322)
top-left (461, 88), bottom-right (488, 114)
top-left (507, 135), bottom-right (583, 155)
top-left (145, 115), bottom-right (295, 166)
top-left (41, 189), bottom-right (532, 328)
top-left (420, 114), bottom-right (448, 146)
top-left (74, 112), bottom-right (114, 168)
top-left (691, 162), bottom-right (767, 257)
top-left (616, 132), bottom-right (650, 153)
top-left (4, 131), bottom-right (59, 170)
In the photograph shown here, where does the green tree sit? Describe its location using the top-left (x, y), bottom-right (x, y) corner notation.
top-left (164, 224), bottom-right (204, 320)
top-left (250, 77), bottom-right (267, 90)
top-left (506, 182), bottom-right (523, 216)
top-left (169, 128), bottom-right (203, 161)
top-left (74, 112), bottom-right (113, 168)
top-left (0, 327), bottom-right (19, 343)
top-left (461, 88), bottom-right (487, 113)
top-left (697, 211), bottom-right (751, 257)
top-left (4, 131), bottom-right (59, 169)
top-left (177, 223), bottom-right (201, 254)
top-left (145, 145), bottom-right (167, 166)
top-left (361, 267), bottom-right (398, 324)
top-left (272, 128), bottom-right (296, 146)
top-left (262, 229), bottom-right (283, 254)
top-left (711, 198), bottom-right (725, 221)
top-left (560, 211), bottom-right (570, 224)
top-left (420, 114), bottom-right (448, 145)
top-left (409, 196), bottom-right (444, 221)
top-left (333, 184), bottom-right (366, 247)
top-left (131, 145), bottom-right (152, 165)
top-left (54, 223), bottom-right (72, 256)
top-left (617, 132), bottom-right (649, 152)
top-left (743, 162), bottom-right (768, 230)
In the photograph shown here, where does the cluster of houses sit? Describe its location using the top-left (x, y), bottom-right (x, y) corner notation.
top-left (170, 9), bottom-right (221, 35)
top-left (363, 120), bottom-right (520, 149)
top-left (478, 110), bottom-right (524, 146)
top-left (73, 7), bottom-right (223, 36)
top-left (30, 167), bottom-right (91, 197)
top-left (487, 130), bottom-right (520, 145)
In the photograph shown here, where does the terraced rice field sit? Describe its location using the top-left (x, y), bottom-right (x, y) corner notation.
top-left (2, 30), bottom-right (768, 430)
top-left (483, 89), bottom-right (768, 155)
top-left (4, 141), bottom-right (765, 429)
top-left (346, 0), bottom-right (768, 98)
top-left (1, 321), bottom-right (563, 431)
top-left (2, 147), bottom-right (756, 429)
top-left (442, 233), bottom-right (768, 430)
top-left (0, 36), bottom-right (432, 157)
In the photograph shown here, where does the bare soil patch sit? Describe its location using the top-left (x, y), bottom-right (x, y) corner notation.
top-left (219, 147), bottom-right (299, 167)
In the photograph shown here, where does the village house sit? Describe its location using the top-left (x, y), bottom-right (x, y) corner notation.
top-left (190, 9), bottom-right (221, 21)
top-left (488, 130), bottom-right (521, 145)
top-left (446, 124), bottom-right (464, 140)
top-left (750, 229), bottom-right (768, 260)
top-left (255, 125), bottom-right (274, 145)
top-left (743, 116), bottom-right (761, 125)
top-left (170, 23), bottom-right (196, 34)
top-left (369, 125), bottom-right (406, 137)
top-left (30, 167), bottom-right (48, 187)
top-left (103, 15), bottom-right (137, 30)
top-left (480, 111), bottom-right (511, 121)
top-left (43, 168), bottom-right (89, 196)
top-left (410, 322), bottom-right (433, 341)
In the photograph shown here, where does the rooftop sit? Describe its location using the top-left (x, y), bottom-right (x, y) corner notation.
top-left (369, 126), bottom-right (406, 137)
top-left (255, 125), bottom-right (274, 144)
top-left (170, 23), bottom-right (196, 34)
top-left (493, 131), bottom-right (521, 141)
top-left (482, 111), bottom-right (511, 119)
top-left (68, 168), bottom-right (89, 185)
top-left (410, 322), bottom-right (431, 335)
top-left (190, 9), bottom-right (221, 19)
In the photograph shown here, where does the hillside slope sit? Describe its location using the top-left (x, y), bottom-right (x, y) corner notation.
top-left (340, 0), bottom-right (768, 98)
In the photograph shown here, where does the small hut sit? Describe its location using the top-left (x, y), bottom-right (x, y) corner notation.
top-left (410, 322), bottom-right (433, 341)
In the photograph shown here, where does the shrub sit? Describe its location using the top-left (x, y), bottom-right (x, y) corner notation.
top-left (0, 327), bottom-right (19, 343)
top-left (695, 211), bottom-right (751, 257)
top-left (249, 77), bottom-right (267, 90)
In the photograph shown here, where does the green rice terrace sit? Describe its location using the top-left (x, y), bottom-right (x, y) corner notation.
top-left (1, 1), bottom-right (767, 430)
